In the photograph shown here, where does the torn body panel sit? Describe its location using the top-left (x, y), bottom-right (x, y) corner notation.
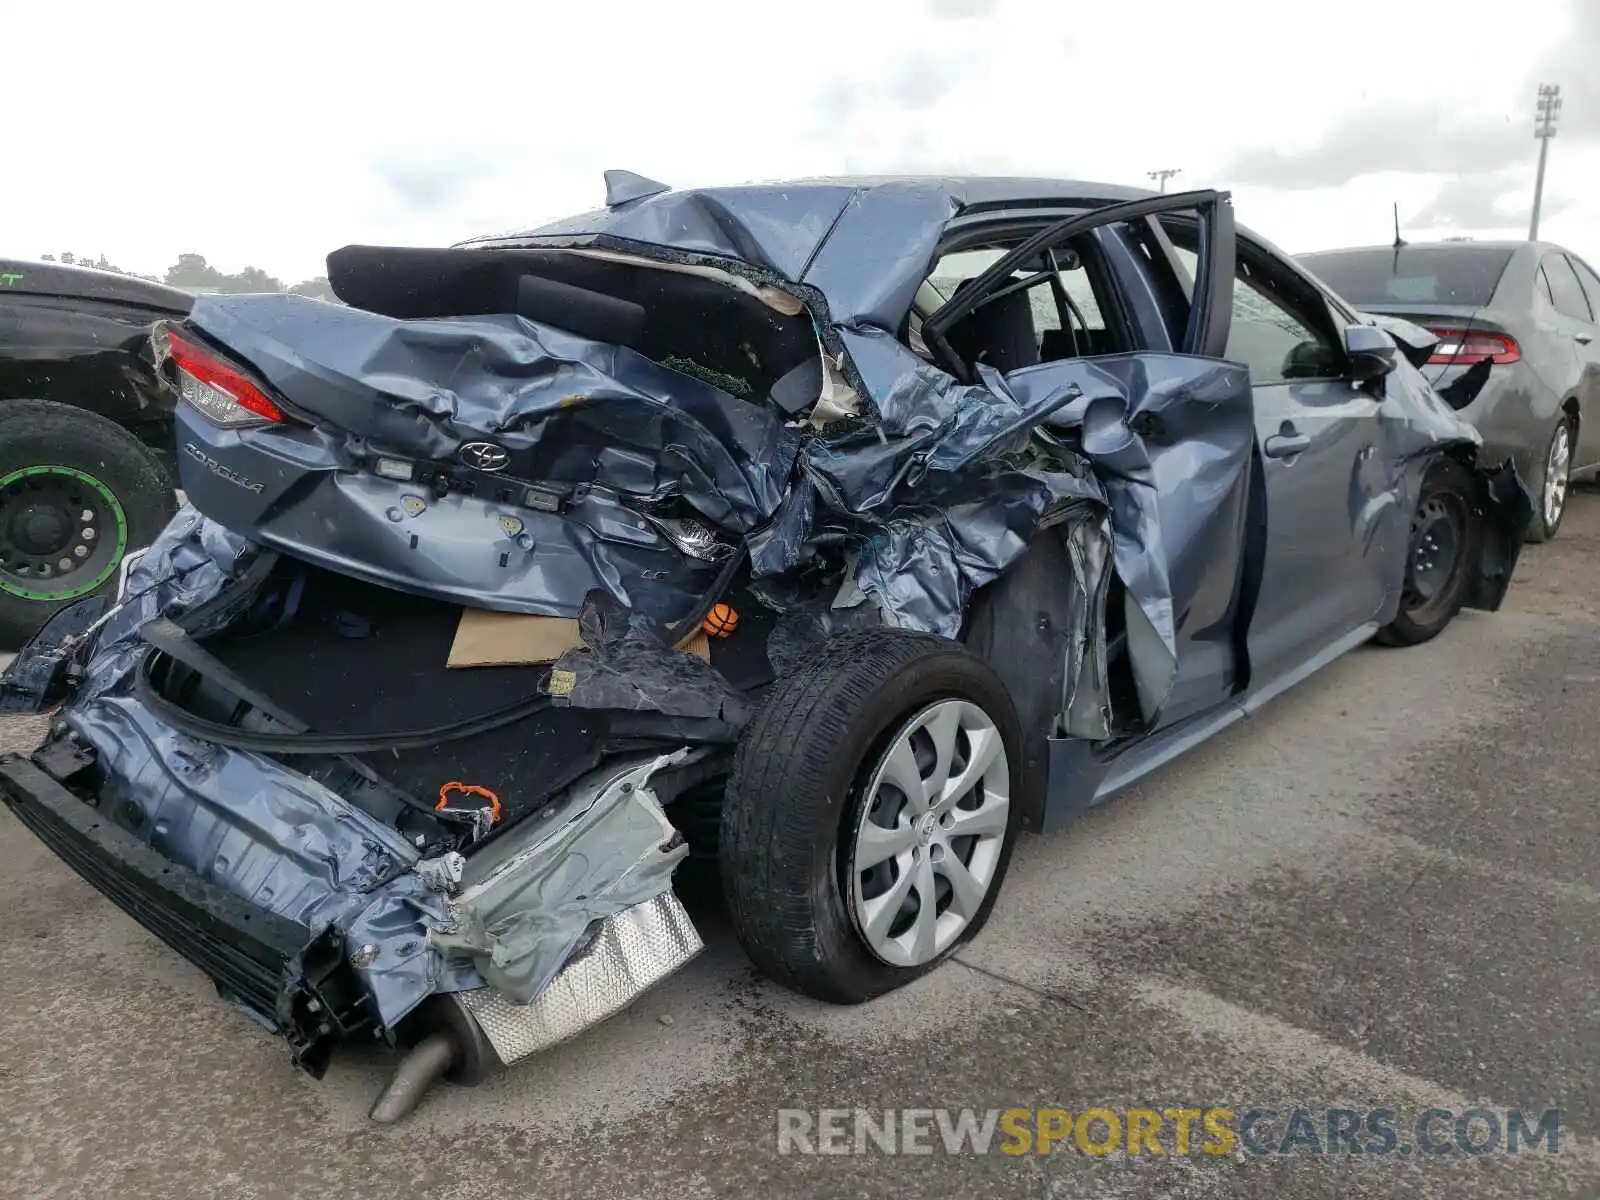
top-left (175, 293), bottom-right (795, 627)
top-left (432, 750), bottom-right (693, 1006)
top-left (0, 512), bottom-right (712, 1077)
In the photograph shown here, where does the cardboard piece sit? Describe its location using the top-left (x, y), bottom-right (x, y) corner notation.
top-left (677, 629), bottom-right (712, 660)
top-left (448, 608), bottom-right (711, 668)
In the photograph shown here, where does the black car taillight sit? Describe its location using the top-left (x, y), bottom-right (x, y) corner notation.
top-left (159, 327), bottom-right (285, 426)
top-left (1426, 328), bottom-right (1520, 366)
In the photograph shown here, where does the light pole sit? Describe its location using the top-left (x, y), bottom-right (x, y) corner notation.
top-left (1530, 84), bottom-right (1561, 241)
top-left (1147, 168), bottom-right (1182, 193)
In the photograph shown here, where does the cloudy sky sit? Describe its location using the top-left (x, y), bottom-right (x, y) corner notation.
top-left (10, 0), bottom-right (1597, 284)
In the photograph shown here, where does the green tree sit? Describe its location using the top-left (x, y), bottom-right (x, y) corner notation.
top-left (41, 252), bottom-right (151, 279)
top-left (164, 253), bottom-right (230, 290)
top-left (234, 265), bottom-right (285, 292)
top-left (288, 276), bottom-right (337, 302)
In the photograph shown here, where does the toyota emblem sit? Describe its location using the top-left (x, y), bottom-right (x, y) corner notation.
top-left (458, 441), bottom-right (511, 472)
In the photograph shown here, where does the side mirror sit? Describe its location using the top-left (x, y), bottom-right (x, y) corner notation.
top-left (1344, 324), bottom-right (1398, 381)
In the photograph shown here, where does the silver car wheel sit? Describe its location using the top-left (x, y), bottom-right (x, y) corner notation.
top-left (846, 699), bottom-right (1011, 968)
top-left (1545, 421), bottom-right (1572, 531)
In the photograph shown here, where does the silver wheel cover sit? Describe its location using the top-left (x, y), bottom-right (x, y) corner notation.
top-left (845, 699), bottom-right (1011, 967)
top-left (1545, 422), bottom-right (1571, 530)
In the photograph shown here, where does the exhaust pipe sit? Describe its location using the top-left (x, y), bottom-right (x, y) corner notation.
top-left (366, 892), bottom-right (700, 1122)
top-left (368, 995), bottom-right (497, 1125)
top-left (369, 1031), bottom-right (457, 1124)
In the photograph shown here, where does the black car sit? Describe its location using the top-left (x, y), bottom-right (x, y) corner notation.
top-left (1298, 240), bottom-right (1600, 541)
top-left (0, 259), bottom-right (191, 645)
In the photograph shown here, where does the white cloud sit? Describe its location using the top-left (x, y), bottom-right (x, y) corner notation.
top-left (6, 0), bottom-right (1597, 282)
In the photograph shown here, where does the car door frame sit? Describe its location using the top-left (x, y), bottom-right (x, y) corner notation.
top-left (917, 191), bottom-right (1259, 831)
top-left (921, 189), bottom-right (1236, 372)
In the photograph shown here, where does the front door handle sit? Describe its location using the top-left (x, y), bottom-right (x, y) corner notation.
top-left (1576, 331), bottom-right (1594, 344)
top-left (1263, 431), bottom-right (1311, 459)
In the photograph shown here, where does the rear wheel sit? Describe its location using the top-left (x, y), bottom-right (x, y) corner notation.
top-left (0, 400), bottom-right (176, 647)
top-left (1375, 458), bottom-right (1482, 647)
top-left (720, 630), bottom-right (1023, 1003)
top-left (1525, 416), bottom-right (1574, 543)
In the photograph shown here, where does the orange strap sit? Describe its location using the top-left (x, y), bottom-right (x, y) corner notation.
top-left (436, 781), bottom-right (502, 825)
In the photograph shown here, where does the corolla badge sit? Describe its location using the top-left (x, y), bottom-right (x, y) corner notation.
top-left (458, 441), bottom-right (511, 472)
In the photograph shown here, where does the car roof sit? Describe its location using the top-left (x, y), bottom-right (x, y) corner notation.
top-left (1299, 241), bottom-right (1545, 256)
top-left (456, 174), bottom-right (1169, 325)
top-left (469, 175), bottom-right (1156, 244)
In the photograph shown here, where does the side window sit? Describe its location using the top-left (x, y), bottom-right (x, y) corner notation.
top-left (1565, 255), bottom-right (1600, 322)
top-left (917, 235), bottom-right (1125, 372)
top-left (1229, 268), bottom-right (1343, 384)
top-left (1169, 243), bottom-right (1343, 384)
top-left (1543, 254), bottom-right (1593, 322)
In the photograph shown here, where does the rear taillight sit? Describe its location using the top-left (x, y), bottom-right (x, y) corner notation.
top-left (1426, 328), bottom-right (1520, 366)
top-left (162, 327), bottom-right (284, 426)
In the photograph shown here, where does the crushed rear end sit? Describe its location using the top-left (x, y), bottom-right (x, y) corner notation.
top-left (0, 235), bottom-right (1121, 1121)
top-left (0, 507), bottom-right (719, 1119)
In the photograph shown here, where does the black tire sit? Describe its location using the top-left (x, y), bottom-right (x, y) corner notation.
top-left (1524, 415), bottom-right (1574, 544)
top-left (1375, 458), bottom-right (1482, 647)
top-left (0, 399), bottom-right (176, 648)
top-left (720, 629), bottom-right (1024, 1004)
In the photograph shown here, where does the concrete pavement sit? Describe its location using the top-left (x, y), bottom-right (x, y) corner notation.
top-left (2, 491), bottom-right (1598, 1198)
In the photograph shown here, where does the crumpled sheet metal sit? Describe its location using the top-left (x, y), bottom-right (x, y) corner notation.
top-left (550, 591), bottom-right (750, 728)
top-left (1376, 354), bottom-right (1532, 611)
top-left (766, 341), bottom-right (1255, 721)
top-left (61, 693), bottom-right (476, 1028)
top-left (483, 176), bottom-right (1148, 335)
top-left (0, 507), bottom-right (264, 714)
top-left (0, 507), bottom-right (231, 713)
top-left (467, 184), bottom-right (867, 283)
top-left (775, 360), bottom-right (1105, 638)
top-left (1050, 510), bottom-right (1117, 741)
top-left (430, 752), bottom-right (690, 1005)
top-left (449, 178), bottom-right (1280, 725)
top-left (182, 295), bottom-right (797, 625)
top-left (81, 506), bottom-right (258, 697)
top-left (1027, 353), bottom-right (1257, 720)
top-left (23, 509), bottom-right (478, 1029)
top-left (187, 294), bottom-right (796, 533)
top-left (246, 466), bottom-right (725, 626)
top-left (19, 510), bottom-right (703, 1034)
top-left (458, 890), bottom-right (702, 1065)
top-left (186, 281), bottom-right (1255, 725)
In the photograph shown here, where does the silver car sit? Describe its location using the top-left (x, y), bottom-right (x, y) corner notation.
top-left (1299, 240), bottom-right (1600, 540)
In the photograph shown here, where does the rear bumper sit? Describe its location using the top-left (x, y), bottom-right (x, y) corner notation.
top-left (0, 750), bottom-right (299, 1022)
top-left (0, 749), bottom-right (376, 1073)
top-left (0, 739), bottom-right (705, 1113)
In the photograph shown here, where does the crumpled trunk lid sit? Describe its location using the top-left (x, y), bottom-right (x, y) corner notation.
top-left (172, 291), bottom-right (798, 630)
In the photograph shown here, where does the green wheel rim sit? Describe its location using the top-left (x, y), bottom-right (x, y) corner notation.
top-left (0, 465), bottom-right (129, 601)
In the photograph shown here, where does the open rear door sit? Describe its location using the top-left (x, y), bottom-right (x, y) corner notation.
top-left (923, 191), bottom-right (1255, 735)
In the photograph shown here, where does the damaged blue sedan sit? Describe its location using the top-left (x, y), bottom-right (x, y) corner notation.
top-left (0, 174), bottom-right (1530, 1121)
